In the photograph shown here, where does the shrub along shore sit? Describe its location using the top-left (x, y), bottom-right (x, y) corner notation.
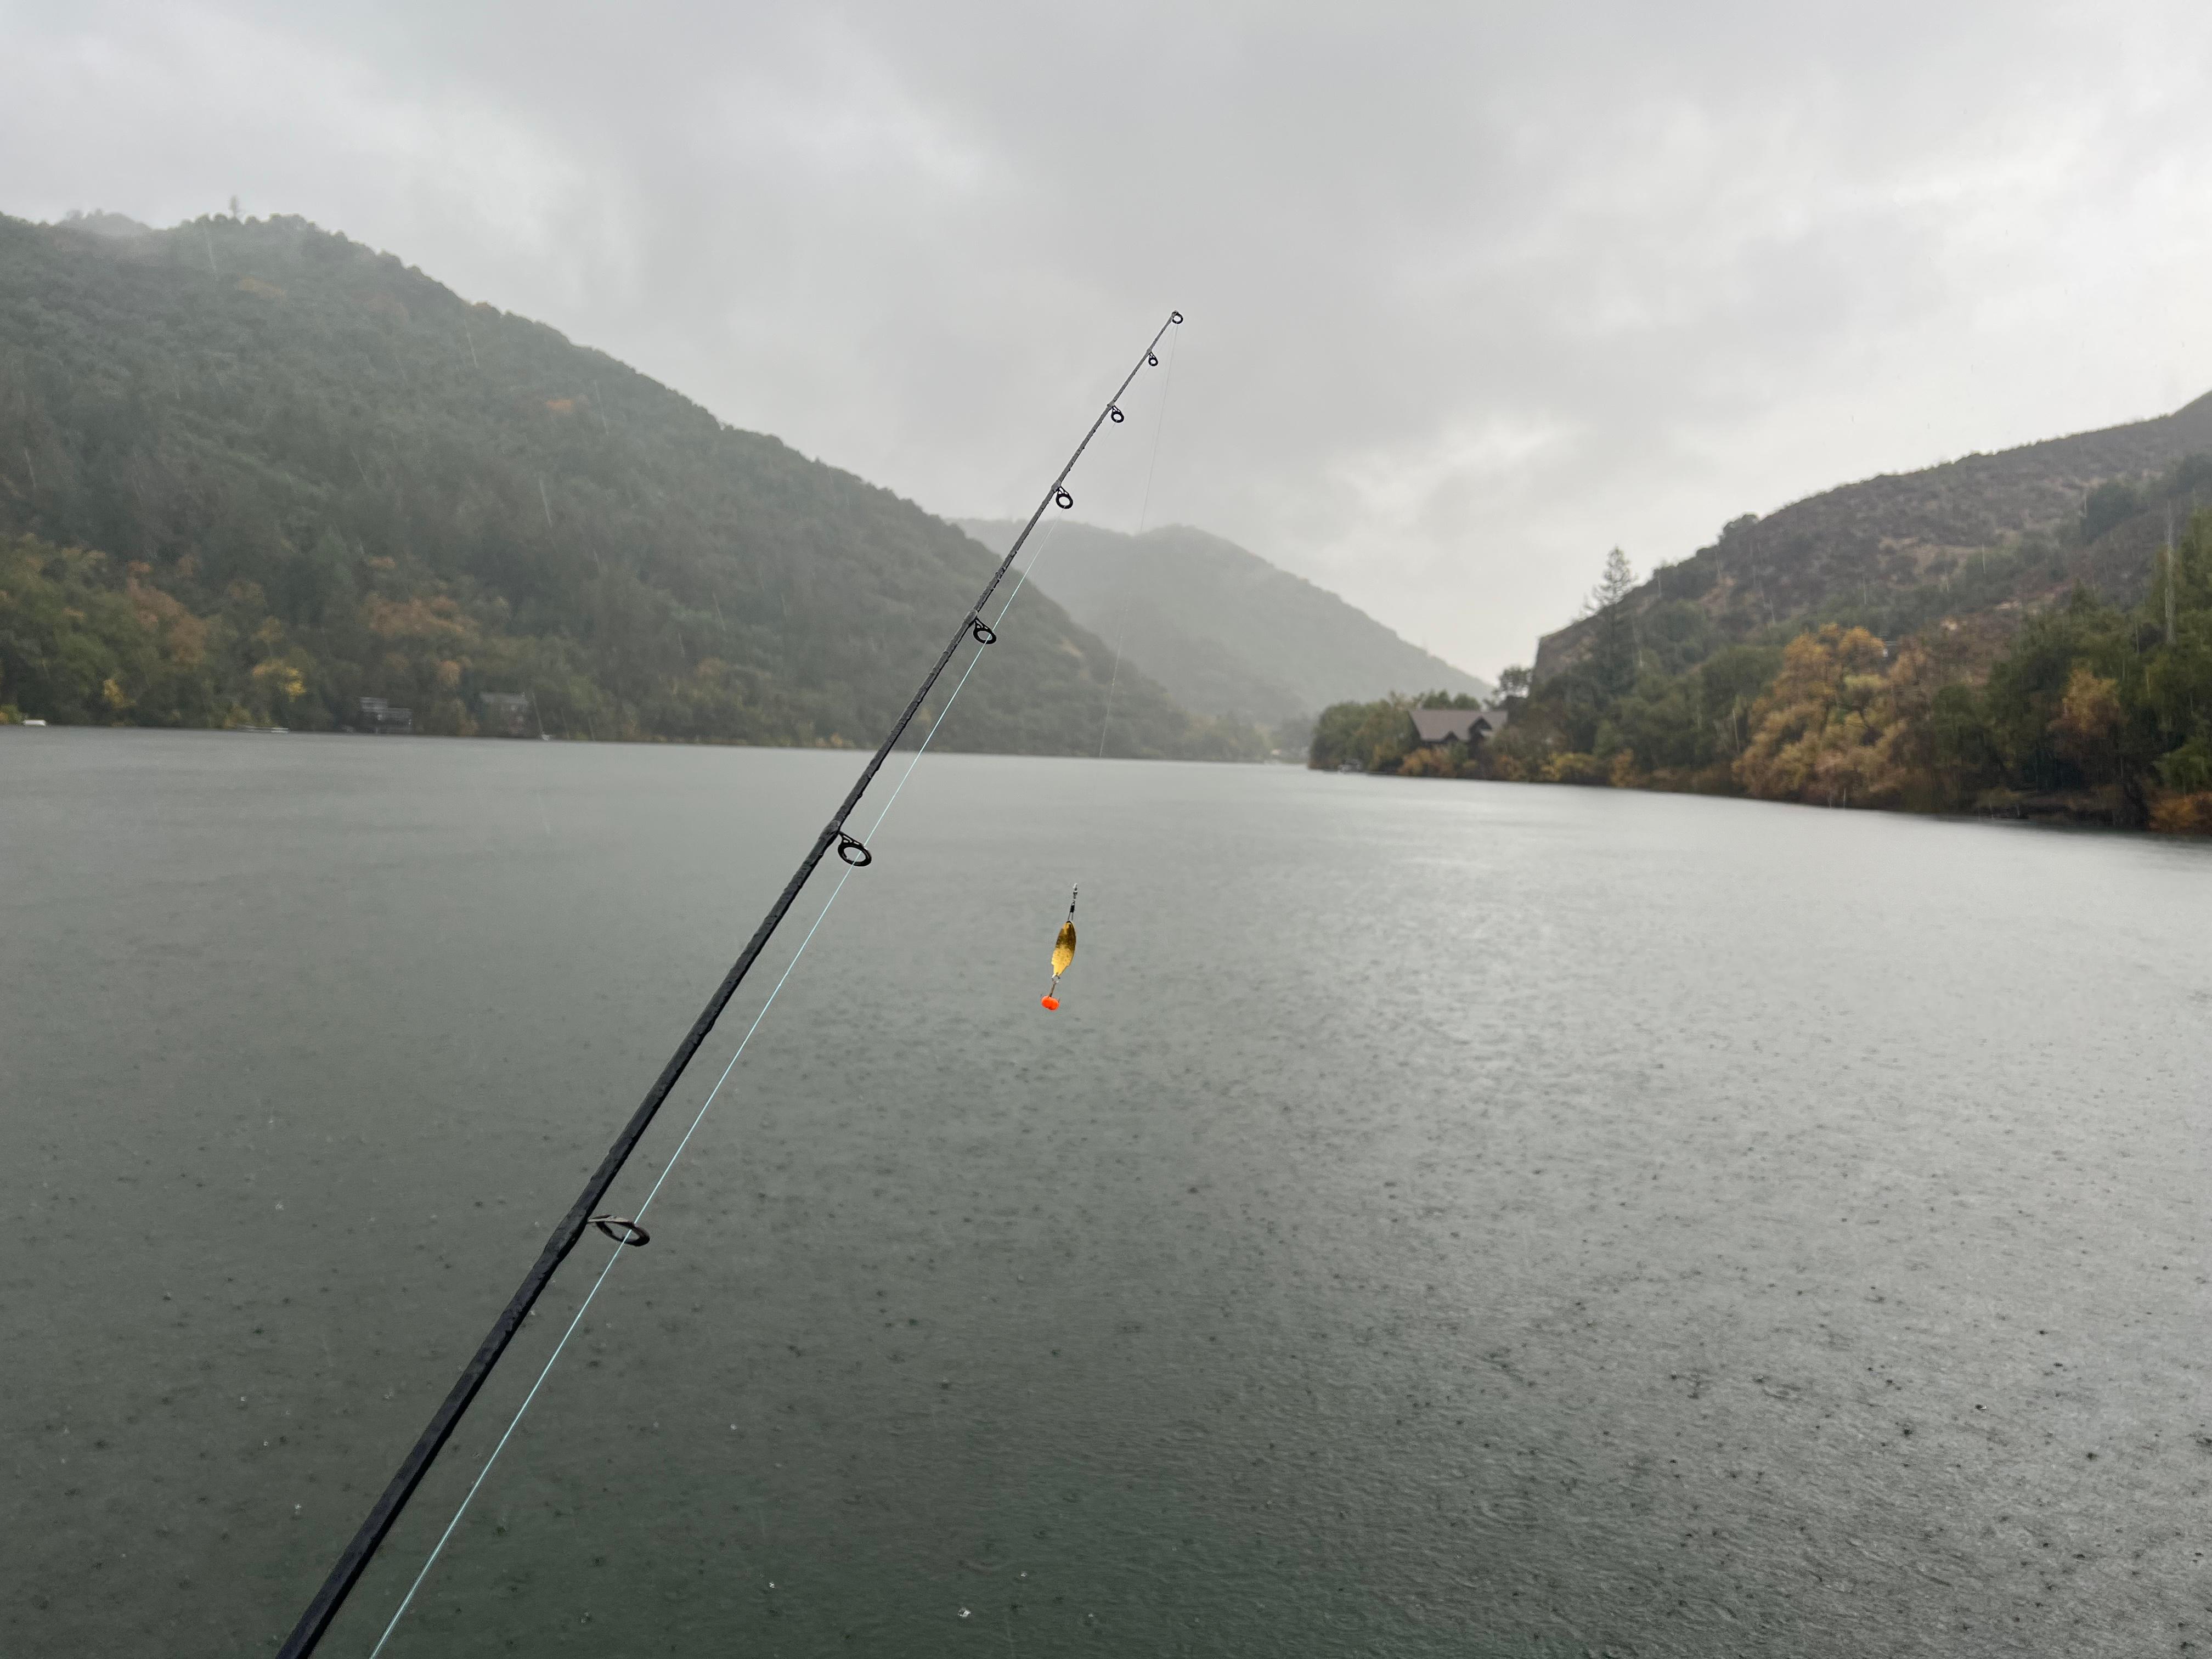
top-left (1311, 511), bottom-right (2212, 836)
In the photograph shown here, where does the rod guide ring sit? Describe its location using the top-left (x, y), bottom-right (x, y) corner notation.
top-left (836, 833), bottom-right (873, 867)
top-left (273, 317), bottom-right (1186, 1659)
top-left (1054, 488), bottom-right (1074, 510)
top-left (968, 616), bottom-right (997, 645)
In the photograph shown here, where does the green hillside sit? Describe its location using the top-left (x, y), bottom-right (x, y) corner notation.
top-left (0, 211), bottom-right (1259, 759)
top-left (1532, 390), bottom-right (2212, 684)
top-left (1317, 407), bottom-right (2212, 832)
top-left (958, 518), bottom-right (1489, 740)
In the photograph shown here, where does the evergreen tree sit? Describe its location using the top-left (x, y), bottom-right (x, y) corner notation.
top-left (1587, 548), bottom-right (1639, 701)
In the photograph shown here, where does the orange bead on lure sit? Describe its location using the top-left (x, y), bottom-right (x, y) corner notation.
top-left (1040, 887), bottom-right (1077, 1010)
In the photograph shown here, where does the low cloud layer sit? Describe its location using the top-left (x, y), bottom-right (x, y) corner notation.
top-left (7, 1), bottom-right (2210, 675)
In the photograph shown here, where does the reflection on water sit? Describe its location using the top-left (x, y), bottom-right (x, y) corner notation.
top-left (4, 729), bottom-right (2209, 1656)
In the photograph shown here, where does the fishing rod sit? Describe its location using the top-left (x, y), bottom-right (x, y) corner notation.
top-left (276, 308), bottom-right (1182, 1658)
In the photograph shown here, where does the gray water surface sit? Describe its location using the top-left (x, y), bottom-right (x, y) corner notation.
top-left (4, 729), bottom-right (2210, 1657)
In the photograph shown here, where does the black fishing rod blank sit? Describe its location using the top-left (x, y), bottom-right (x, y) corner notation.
top-left (275, 310), bottom-right (1181, 1659)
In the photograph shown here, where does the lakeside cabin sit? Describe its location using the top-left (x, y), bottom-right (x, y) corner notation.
top-left (1409, 705), bottom-right (1512, 749)
top-left (478, 691), bottom-right (535, 737)
top-left (357, 696), bottom-right (414, 735)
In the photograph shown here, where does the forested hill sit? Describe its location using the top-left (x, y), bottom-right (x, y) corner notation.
top-left (1315, 390), bottom-right (2212, 833)
top-left (958, 518), bottom-right (1489, 736)
top-left (1534, 388), bottom-right (2212, 683)
top-left (0, 211), bottom-right (1257, 758)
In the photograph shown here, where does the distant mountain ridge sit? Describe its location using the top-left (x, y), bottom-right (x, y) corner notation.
top-left (957, 518), bottom-right (1490, 736)
top-left (1535, 389), bottom-right (2212, 680)
top-left (0, 210), bottom-right (1257, 758)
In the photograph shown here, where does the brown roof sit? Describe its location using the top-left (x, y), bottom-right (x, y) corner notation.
top-left (1409, 706), bottom-right (1510, 745)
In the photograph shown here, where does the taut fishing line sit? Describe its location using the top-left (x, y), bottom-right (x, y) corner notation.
top-left (366, 506), bottom-right (1076, 1658)
top-left (278, 313), bottom-right (1181, 1659)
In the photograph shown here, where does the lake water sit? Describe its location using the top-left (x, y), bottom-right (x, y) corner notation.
top-left (5, 728), bottom-right (2210, 1657)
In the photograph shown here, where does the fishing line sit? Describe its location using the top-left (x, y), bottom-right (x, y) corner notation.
top-left (360, 465), bottom-right (1082, 1659)
top-left (282, 313), bottom-right (1177, 1659)
top-left (365, 860), bottom-right (856, 1657)
top-left (1097, 324), bottom-right (1181, 757)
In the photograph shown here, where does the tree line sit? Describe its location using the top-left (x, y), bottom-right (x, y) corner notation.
top-left (1310, 505), bottom-right (2212, 835)
top-left (0, 212), bottom-right (1262, 760)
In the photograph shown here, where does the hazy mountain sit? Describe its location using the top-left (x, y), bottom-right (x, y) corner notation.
top-left (957, 519), bottom-right (1490, 737)
top-left (1534, 390), bottom-right (2212, 680)
top-left (0, 211), bottom-right (1259, 758)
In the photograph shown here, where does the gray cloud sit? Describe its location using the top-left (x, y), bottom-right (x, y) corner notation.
top-left (6, 0), bottom-right (2210, 675)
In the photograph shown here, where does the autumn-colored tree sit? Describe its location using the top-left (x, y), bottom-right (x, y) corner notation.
top-left (1429, 495), bottom-right (2212, 830)
top-left (2048, 665), bottom-right (2123, 784)
top-left (1733, 626), bottom-right (1873, 801)
top-left (1544, 751), bottom-right (1607, 785)
top-left (0, 213), bottom-right (1264, 757)
top-left (1307, 692), bottom-right (1421, 772)
top-left (0, 538), bottom-right (234, 725)
top-left (1398, 740), bottom-right (1468, 778)
top-left (1851, 637), bottom-right (1975, 809)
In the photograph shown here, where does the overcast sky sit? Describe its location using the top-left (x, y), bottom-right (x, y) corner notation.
top-left (5, 1), bottom-right (2210, 676)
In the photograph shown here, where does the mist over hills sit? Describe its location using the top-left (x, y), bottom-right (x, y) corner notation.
top-left (0, 210), bottom-right (1259, 758)
top-left (958, 518), bottom-right (1489, 736)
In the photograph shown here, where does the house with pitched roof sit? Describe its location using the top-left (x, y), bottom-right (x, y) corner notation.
top-left (1408, 705), bottom-right (1511, 748)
